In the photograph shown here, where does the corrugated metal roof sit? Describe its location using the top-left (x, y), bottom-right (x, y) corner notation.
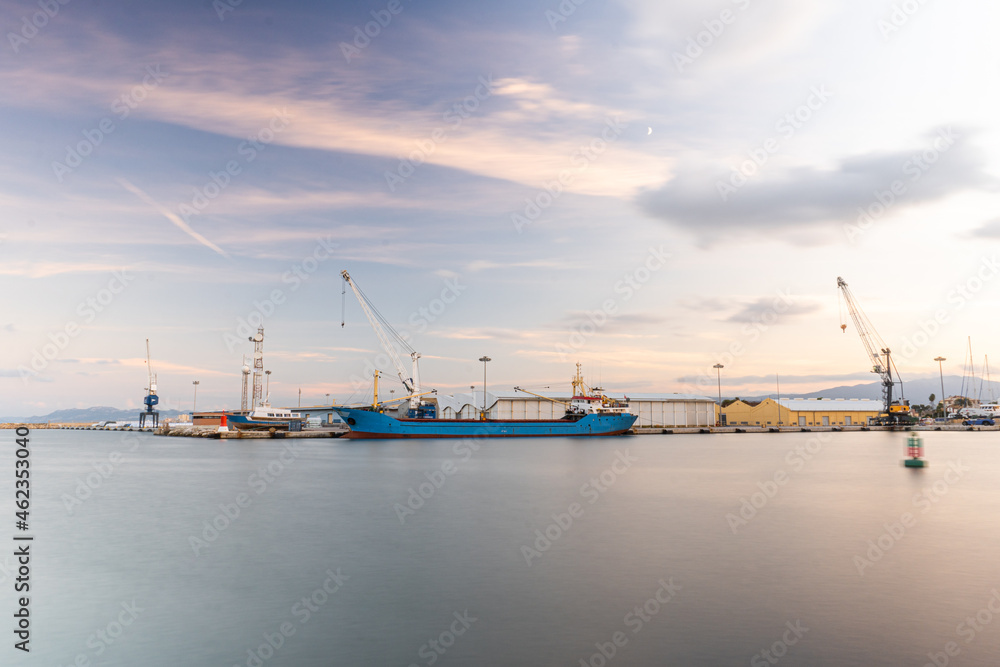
top-left (609, 393), bottom-right (715, 401)
top-left (455, 391), bottom-right (714, 403)
top-left (436, 391), bottom-right (497, 412)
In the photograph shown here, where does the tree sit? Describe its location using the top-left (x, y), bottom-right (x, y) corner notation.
top-left (929, 393), bottom-right (936, 405)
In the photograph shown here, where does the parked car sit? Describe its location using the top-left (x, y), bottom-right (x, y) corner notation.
top-left (963, 418), bottom-right (995, 426)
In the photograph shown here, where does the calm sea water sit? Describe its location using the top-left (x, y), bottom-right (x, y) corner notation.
top-left (4, 428), bottom-right (1000, 666)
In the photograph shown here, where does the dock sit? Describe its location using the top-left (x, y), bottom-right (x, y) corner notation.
top-left (6, 423), bottom-right (990, 437)
top-left (155, 425), bottom-right (347, 439)
top-left (0, 423), bottom-right (346, 439)
top-left (630, 424), bottom-right (997, 434)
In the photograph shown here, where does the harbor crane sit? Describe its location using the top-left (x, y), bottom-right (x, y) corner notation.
top-left (837, 276), bottom-right (912, 425)
top-left (140, 338), bottom-right (159, 428)
top-left (341, 270), bottom-right (425, 413)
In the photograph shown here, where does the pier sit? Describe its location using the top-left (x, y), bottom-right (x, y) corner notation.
top-left (631, 424), bottom-right (997, 435)
top-left (4, 422), bottom-right (990, 437)
top-left (156, 425), bottom-right (346, 439)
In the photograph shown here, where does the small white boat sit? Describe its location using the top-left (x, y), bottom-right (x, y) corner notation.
top-left (227, 404), bottom-right (302, 430)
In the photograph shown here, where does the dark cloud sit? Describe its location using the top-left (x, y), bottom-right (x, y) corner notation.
top-left (969, 218), bottom-right (1000, 238)
top-left (678, 295), bottom-right (820, 323)
top-left (558, 312), bottom-right (667, 334)
top-left (725, 298), bottom-right (820, 323)
top-left (0, 369), bottom-right (53, 382)
top-left (637, 127), bottom-right (993, 240)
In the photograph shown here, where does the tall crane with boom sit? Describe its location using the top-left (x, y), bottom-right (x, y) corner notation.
top-left (140, 338), bottom-right (159, 428)
top-left (837, 276), bottom-right (912, 425)
top-left (341, 270), bottom-right (428, 415)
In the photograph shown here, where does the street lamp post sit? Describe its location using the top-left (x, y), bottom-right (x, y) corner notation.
top-left (265, 370), bottom-right (271, 403)
top-left (325, 393), bottom-right (331, 405)
top-left (479, 356), bottom-right (491, 419)
top-left (192, 380), bottom-right (199, 414)
top-left (712, 364), bottom-right (724, 405)
top-left (934, 356), bottom-right (946, 418)
top-left (713, 364), bottom-right (724, 425)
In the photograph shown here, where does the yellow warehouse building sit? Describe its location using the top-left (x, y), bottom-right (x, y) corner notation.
top-left (721, 398), bottom-right (883, 427)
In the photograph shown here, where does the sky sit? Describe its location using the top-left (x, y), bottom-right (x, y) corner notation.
top-left (2, 0), bottom-right (1000, 417)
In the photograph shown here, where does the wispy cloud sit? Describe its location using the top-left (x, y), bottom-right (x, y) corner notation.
top-left (118, 178), bottom-right (230, 258)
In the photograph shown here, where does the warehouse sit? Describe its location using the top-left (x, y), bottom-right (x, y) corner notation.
top-left (721, 398), bottom-right (882, 427)
top-left (435, 390), bottom-right (716, 427)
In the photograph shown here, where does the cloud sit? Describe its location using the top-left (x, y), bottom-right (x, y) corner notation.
top-left (557, 311), bottom-right (667, 333)
top-left (0, 261), bottom-right (141, 278)
top-left (969, 218), bottom-right (1000, 238)
top-left (440, 327), bottom-right (543, 341)
top-left (725, 299), bottom-right (820, 323)
top-left (118, 178), bottom-right (230, 258)
top-left (636, 127), bottom-right (993, 241)
top-left (0, 22), bottom-right (667, 199)
top-left (679, 295), bottom-right (820, 323)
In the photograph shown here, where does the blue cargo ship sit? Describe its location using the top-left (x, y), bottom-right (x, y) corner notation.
top-left (332, 406), bottom-right (636, 439)
top-left (333, 363), bottom-right (637, 439)
top-left (337, 271), bottom-right (636, 439)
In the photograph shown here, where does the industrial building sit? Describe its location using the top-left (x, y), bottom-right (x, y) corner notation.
top-left (280, 390), bottom-right (716, 428)
top-left (721, 398), bottom-right (883, 427)
top-left (436, 390), bottom-right (716, 427)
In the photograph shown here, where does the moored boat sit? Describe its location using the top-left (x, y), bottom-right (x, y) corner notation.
top-left (333, 363), bottom-right (636, 439)
top-left (226, 405), bottom-right (302, 431)
top-left (337, 271), bottom-right (636, 438)
top-left (332, 407), bottom-right (635, 439)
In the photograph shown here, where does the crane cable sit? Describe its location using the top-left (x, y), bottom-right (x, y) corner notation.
top-left (838, 288), bottom-right (845, 332)
top-left (351, 278), bottom-right (416, 354)
top-left (838, 276), bottom-right (905, 397)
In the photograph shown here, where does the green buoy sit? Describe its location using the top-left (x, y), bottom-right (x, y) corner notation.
top-left (903, 434), bottom-right (928, 468)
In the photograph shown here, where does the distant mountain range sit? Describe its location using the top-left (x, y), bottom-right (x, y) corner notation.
top-left (1, 406), bottom-right (188, 424)
top-left (732, 375), bottom-right (1000, 404)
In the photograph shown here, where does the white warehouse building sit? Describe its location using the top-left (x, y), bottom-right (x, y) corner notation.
top-left (431, 390), bottom-right (716, 427)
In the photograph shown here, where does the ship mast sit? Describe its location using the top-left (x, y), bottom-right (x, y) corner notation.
top-left (571, 362), bottom-right (591, 397)
top-left (240, 355), bottom-right (250, 412)
top-left (248, 327), bottom-right (264, 409)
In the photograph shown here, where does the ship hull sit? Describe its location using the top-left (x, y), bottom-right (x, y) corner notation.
top-left (226, 415), bottom-right (297, 431)
top-left (333, 408), bottom-right (636, 439)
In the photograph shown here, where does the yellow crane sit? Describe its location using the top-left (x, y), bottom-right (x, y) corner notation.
top-left (837, 276), bottom-right (912, 425)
